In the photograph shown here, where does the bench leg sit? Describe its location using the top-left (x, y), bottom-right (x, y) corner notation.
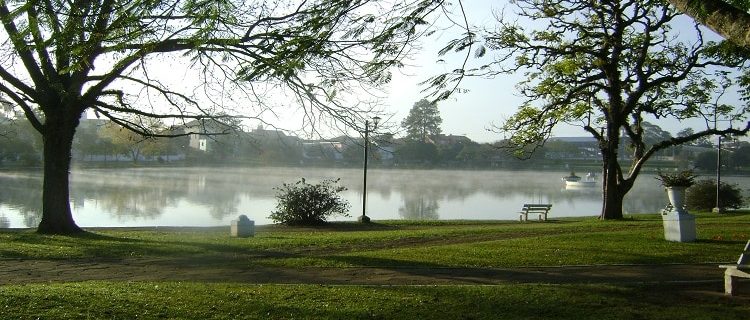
top-left (520, 212), bottom-right (528, 221)
top-left (538, 213), bottom-right (547, 221)
top-left (725, 273), bottom-right (735, 296)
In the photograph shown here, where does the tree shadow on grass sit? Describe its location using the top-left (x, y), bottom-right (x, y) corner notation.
top-left (263, 221), bottom-right (401, 232)
top-left (695, 238), bottom-right (747, 245)
top-left (314, 254), bottom-right (728, 285)
top-left (0, 228), bottom-right (292, 261)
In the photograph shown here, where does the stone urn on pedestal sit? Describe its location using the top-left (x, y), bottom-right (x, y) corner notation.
top-left (656, 171), bottom-right (697, 242)
top-left (666, 186), bottom-right (688, 214)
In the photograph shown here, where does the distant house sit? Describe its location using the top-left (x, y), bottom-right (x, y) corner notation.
top-left (338, 135), bottom-right (396, 165)
top-left (183, 121), bottom-right (208, 152)
top-left (245, 127), bottom-right (302, 162)
top-left (0, 98), bottom-right (18, 119)
top-left (251, 128), bottom-right (288, 138)
top-left (430, 134), bottom-right (473, 146)
top-left (302, 141), bottom-right (345, 161)
top-left (181, 119), bottom-right (235, 152)
top-left (249, 127), bottom-right (299, 147)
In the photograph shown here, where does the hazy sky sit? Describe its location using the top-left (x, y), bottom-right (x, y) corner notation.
top-left (73, 1), bottom-right (745, 143)
top-left (381, 1), bottom-right (746, 143)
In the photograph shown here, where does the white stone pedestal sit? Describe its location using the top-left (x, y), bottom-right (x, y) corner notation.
top-left (231, 215), bottom-right (254, 238)
top-left (661, 212), bottom-right (696, 242)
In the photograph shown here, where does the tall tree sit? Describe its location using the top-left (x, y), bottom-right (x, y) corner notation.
top-left (665, 1), bottom-right (750, 113)
top-left (100, 121), bottom-right (166, 163)
top-left (667, 0), bottom-right (750, 48)
top-left (677, 127), bottom-right (711, 146)
top-left (401, 99), bottom-right (443, 141)
top-left (730, 143), bottom-right (750, 168)
top-left (0, 0), bottom-right (445, 234)
top-left (430, 0), bottom-right (749, 219)
top-left (0, 118), bottom-right (40, 164)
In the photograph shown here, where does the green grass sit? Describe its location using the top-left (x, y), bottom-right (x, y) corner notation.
top-left (1, 282), bottom-right (748, 320)
top-left (1, 212), bottom-right (749, 319)
top-left (1, 212), bottom-right (748, 267)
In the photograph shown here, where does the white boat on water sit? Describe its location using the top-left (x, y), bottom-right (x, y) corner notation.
top-left (562, 172), bottom-right (597, 187)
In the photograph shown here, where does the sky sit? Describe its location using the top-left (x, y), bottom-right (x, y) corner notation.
top-left (379, 1), bottom-right (748, 143)
top-left (384, 0), bottom-right (515, 142)
top-left (69, 0), bottom-right (746, 144)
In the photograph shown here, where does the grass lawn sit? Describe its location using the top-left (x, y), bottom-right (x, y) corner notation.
top-left (1, 282), bottom-right (748, 320)
top-left (1, 211), bottom-right (749, 319)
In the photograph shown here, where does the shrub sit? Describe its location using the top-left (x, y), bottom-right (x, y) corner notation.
top-left (269, 178), bottom-right (351, 225)
top-left (655, 170), bottom-right (697, 187)
top-left (686, 179), bottom-right (745, 211)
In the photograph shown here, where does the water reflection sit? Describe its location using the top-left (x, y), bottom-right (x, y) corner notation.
top-left (399, 194), bottom-right (440, 220)
top-left (0, 172), bottom-right (43, 227)
top-left (0, 215), bottom-right (8, 228)
top-left (72, 170), bottom-right (184, 220)
top-left (0, 168), bottom-right (747, 228)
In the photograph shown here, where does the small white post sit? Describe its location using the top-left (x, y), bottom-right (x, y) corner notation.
top-left (231, 215), bottom-right (254, 238)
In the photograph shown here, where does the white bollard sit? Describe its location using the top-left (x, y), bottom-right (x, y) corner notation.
top-left (231, 215), bottom-right (254, 238)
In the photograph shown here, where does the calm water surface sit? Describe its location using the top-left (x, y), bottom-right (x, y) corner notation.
top-left (0, 167), bottom-right (747, 228)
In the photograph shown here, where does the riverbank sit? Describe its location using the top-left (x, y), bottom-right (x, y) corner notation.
top-left (1, 213), bottom-right (749, 319)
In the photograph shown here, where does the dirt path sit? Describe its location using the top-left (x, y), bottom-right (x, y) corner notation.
top-left (0, 257), bottom-right (729, 287)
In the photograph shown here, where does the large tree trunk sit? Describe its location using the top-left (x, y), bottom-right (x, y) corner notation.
top-left (36, 116), bottom-right (83, 234)
top-left (667, 0), bottom-right (750, 49)
top-left (599, 127), bottom-right (625, 220)
top-left (600, 162), bottom-right (625, 220)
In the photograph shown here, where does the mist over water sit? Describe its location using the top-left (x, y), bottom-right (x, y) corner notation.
top-left (0, 167), bottom-right (747, 228)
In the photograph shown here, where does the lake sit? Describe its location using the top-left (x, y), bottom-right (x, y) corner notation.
top-left (0, 167), bottom-right (747, 228)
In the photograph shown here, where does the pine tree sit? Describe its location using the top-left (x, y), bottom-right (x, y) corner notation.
top-left (401, 99), bottom-right (442, 142)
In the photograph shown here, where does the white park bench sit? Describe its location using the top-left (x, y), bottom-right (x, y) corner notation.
top-left (519, 204), bottom-right (552, 221)
top-left (719, 240), bottom-right (750, 296)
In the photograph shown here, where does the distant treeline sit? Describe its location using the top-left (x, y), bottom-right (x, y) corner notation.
top-left (1, 117), bottom-right (749, 173)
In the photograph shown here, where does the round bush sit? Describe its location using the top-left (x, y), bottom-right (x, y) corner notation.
top-left (269, 178), bottom-right (351, 225)
top-left (686, 179), bottom-right (745, 211)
